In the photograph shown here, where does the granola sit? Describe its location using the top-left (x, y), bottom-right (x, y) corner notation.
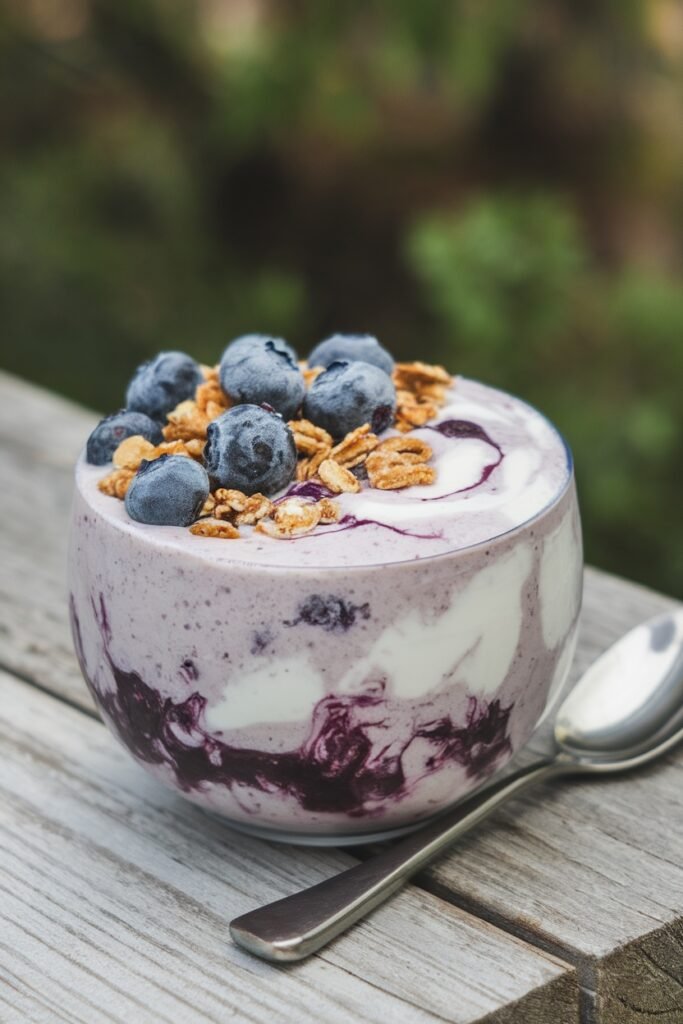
top-left (393, 360), bottom-right (452, 391)
top-left (299, 362), bottom-right (324, 388)
top-left (189, 519), bottom-right (240, 539)
top-left (212, 489), bottom-right (274, 525)
top-left (296, 445), bottom-right (332, 481)
top-left (256, 498), bottom-right (322, 538)
top-left (365, 434), bottom-right (435, 490)
top-left (196, 365), bottom-right (229, 411)
top-left (392, 361), bottom-right (452, 433)
top-left (288, 419), bottom-right (334, 455)
top-left (98, 467), bottom-right (135, 498)
top-left (318, 459), bottom-right (361, 494)
top-left (155, 439), bottom-right (205, 460)
top-left (372, 435), bottom-right (433, 459)
top-left (367, 461), bottom-right (436, 490)
top-left (329, 424), bottom-right (379, 468)
top-left (199, 493), bottom-right (217, 518)
top-left (317, 497), bottom-right (341, 524)
top-left (395, 391), bottom-right (440, 431)
top-left (112, 435), bottom-right (157, 471)
top-left (162, 399), bottom-right (210, 441)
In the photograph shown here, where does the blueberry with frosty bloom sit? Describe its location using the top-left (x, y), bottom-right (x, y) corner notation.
top-left (221, 333), bottom-right (298, 367)
top-left (204, 404), bottom-right (297, 496)
top-left (126, 351), bottom-right (203, 421)
top-left (125, 455), bottom-right (210, 526)
top-left (303, 360), bottom-right (396, 438)
top-left (308, 333), bottom-right (394, 375)
top-left (86, 410), bottom-right (163, 465)
top-left (219, 338), bottom-right (305, 420)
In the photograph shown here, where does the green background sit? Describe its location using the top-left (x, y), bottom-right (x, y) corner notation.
top-left (1, 1), bottom-right (682, 597)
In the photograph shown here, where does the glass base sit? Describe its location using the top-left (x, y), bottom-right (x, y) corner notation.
top-left (203, 810), bottom-right (433, 846)
top-left (200, 756), bottom-right (534, 846)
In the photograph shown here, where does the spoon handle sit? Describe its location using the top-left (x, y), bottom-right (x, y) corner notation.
top-left (230, 757), bottom-right (559, 962)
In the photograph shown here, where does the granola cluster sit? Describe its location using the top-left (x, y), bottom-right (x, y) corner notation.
top-left (189, 494), bottom-right (340, 540)
top-left (393, 361), bottom-right (452, 432)
top-left (288, 420), bottom-right (438, 492)
top-left (161, 366), bottom-right (231, 442)
top-left (96, 357), bottom-right (453, 539)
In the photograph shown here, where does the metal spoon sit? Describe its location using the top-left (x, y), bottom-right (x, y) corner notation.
top-left (230, 608), bottom-right (683, 962)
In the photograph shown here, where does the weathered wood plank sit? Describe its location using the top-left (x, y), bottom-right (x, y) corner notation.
top-left (0, 371), bottom-right (97, 710)
top-left (0, 669), bottom-right (577, 1024)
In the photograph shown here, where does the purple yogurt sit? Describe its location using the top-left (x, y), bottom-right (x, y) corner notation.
top-left (68, 377), bottom-right (582, 843)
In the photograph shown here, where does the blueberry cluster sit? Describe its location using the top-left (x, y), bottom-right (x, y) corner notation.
top-left (87, 351), bottom-right (202, 465)
top-left (88, 333), bottom-right (397, 526)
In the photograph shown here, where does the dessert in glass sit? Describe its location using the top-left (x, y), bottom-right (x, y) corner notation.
top-left (68, 334), bottom-right (582, 844)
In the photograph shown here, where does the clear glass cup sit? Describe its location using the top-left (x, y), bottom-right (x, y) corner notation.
top-left (68, 420), bottom-right (582, 845)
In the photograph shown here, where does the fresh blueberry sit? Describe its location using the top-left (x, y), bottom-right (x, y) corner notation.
top-left (308, 334), bottom-right (394, 375)
top-left (86, 410), bottom-right (163, 465)
top-left (221, 333), bottom-right (298, 366)
top-left (204, 404), bottom-right (297, 496)
top-left (219, 339), bottom-right (305, 420)
top-left (125, 351), bottom-right (203, 421)
top-left (303, 360), bottom-right (396, 438)
top-left (124, 455), bottom-right (209, 526)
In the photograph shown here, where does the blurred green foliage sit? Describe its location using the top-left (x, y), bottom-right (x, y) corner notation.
top-left (0, 0), bottom-right (681, 595)
top-left (407, 197), bottom-right (585, 368)
top-left (408, 196), bottom-right (683, 595)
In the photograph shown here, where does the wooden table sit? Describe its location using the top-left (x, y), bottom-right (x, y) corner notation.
top-left (0, 369), bottom-right (681, 1024)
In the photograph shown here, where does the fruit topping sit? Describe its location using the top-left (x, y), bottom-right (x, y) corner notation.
top-left (126, 351), bottom-right (204, 421)
top-left (308, 333), bottom-right (394, 375)
top-left (91, 339), bottom-right (453, 539)
top-left (221, 333), bottom-right (298, 366)
top-left (219, 337), bottom-right (304, 419)
top-left (125, 454), bottom-right (210, 526)
top-left (303, 360), bottom-right (396, 438)
top-left (86, 410), bottom-right (163, 465)
top-left (204, 405), bottom-right (297, 496)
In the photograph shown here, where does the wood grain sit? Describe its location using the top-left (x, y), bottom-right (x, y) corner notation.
top-left (0, 669), bottom-right (577, 1024)
top-left (0, 371), bottom-right (97, 711)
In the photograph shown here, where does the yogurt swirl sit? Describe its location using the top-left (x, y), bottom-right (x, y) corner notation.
top-left (78, 376), bottom-right (571, 569)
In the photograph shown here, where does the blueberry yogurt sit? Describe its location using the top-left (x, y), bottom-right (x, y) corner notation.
top-left (69, 337), bottom-right (582, 843)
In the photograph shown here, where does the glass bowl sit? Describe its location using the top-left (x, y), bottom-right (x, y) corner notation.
top-left (68, 409), bottom-right (582, 845)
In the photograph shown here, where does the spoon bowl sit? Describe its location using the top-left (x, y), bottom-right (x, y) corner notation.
top-left (231, 607), bottom-right (683, 962)
top-left (555, 610), bottom-right (683, 762)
